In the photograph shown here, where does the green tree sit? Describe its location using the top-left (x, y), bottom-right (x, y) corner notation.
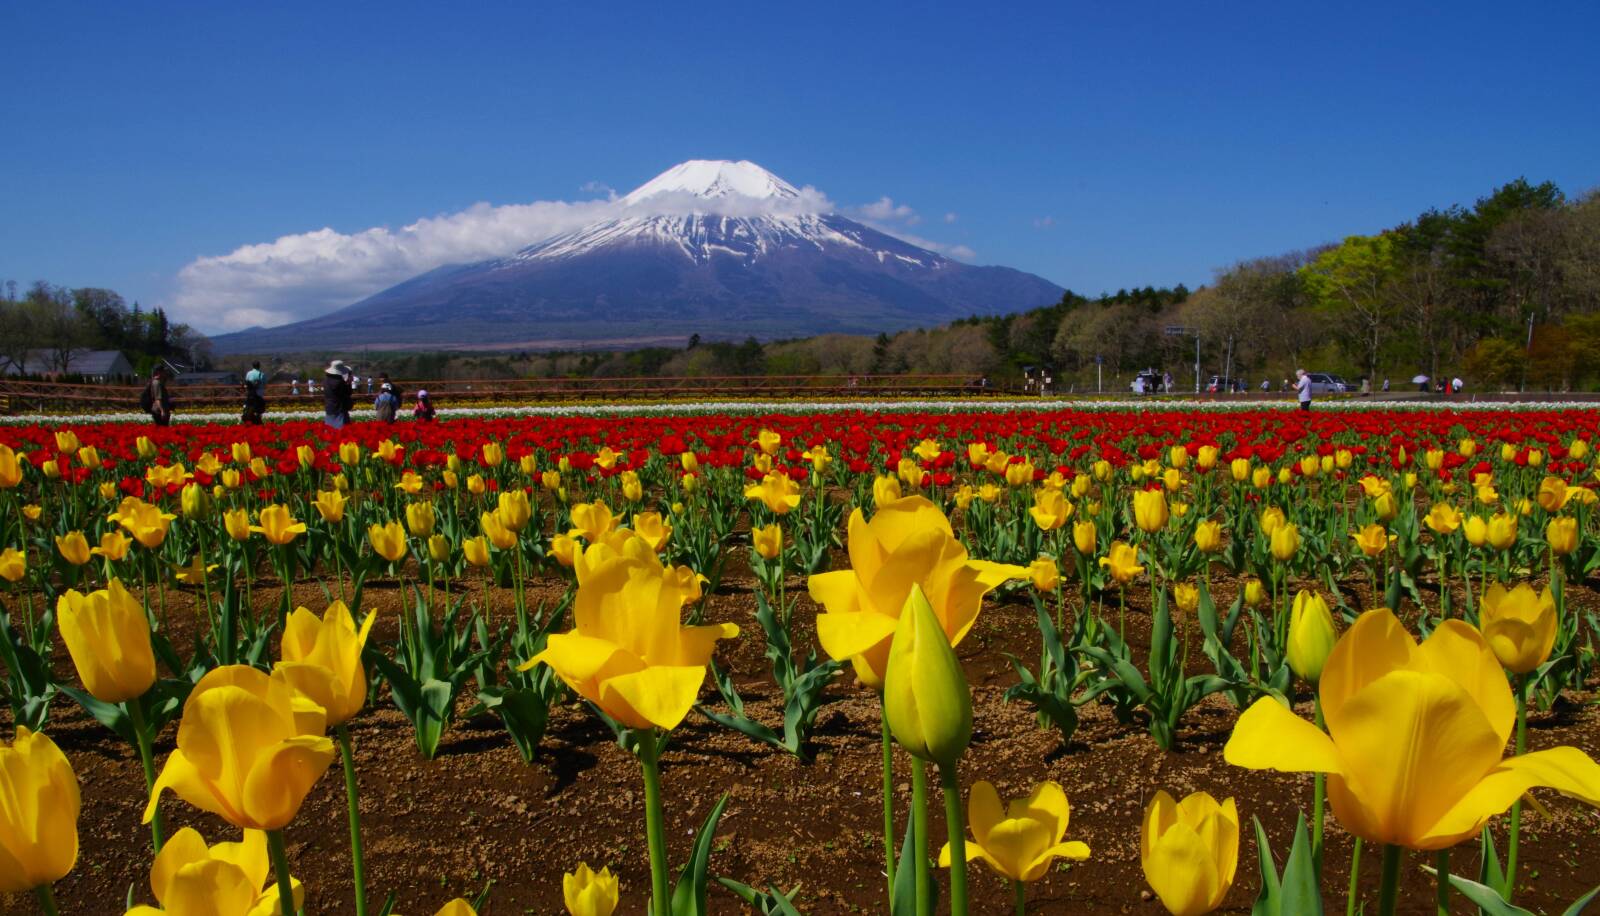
top-left (1299, 234), bottom-right (1401, 382)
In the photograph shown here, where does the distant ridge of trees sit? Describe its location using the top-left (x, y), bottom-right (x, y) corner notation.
top-left (0, 282), bottom-right (213, 377)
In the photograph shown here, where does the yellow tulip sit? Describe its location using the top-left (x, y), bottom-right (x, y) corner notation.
top-left (1424, 449), bottom-right (1444, 470)
top-left (633, 512), bottom-right (672, 552)
top-left (405, 502), bottom-right (436, 538)
top-left (0, 727), bottom-right (79, 894)
top-left (1251, 466), bottom-right (1273, 489)
top-left (1141, 790), bottom-right (1238, 916)
top-left (518, 453), bottom-right (538, 476)
top-left (1172, 582), bottom-right (1199, 615)
top-left (125, 826), bottom-right (300, 916)
top-left (594, 447), bottom-right (620, 470)
top-left (1133, 488), bottom-right (1169, 533)
top-left (297, 444), bottom-right (317, 469)
top-left (541, 469), bottom-right (562, 491)
top-left (425, 535), bottom-right (450, 564)
top-left (1073, 520), bottom-right (1096, 556)
top-left (883, 585), bottom-right (971, 767)
top-left (146, 665), bottom-right (336, 831)
top-left (1005, 460), bottom-right (1036, 488)
top-left (1225, 610), bottom-right (1600, 849)
top-left (1479, 583), bottom-right (1557, 675)
top-left (549, 534), bottom-right (579, 568)
top-left (173, 555), bottom-right (218, 587)
top-left (520, 542), bottom-right (737, 730)
top-left (56, 579), bottom-right (155, 703)
top-left (1570, 439), bottom-right (1590, 460)
top-left (680, 451), bottom-right (700, 474)
top-left (1350, 524), bottom-right (1389, 558)
top-left (1028, 488), bottom-right (1071, 531)
top-left (466, 474), bottom-right (486, 495)
top-left (808, 497), bottom-right (1024, 688)
top-left (276, 601), bottom-right (378, 726)
top-left (462, 536), bottom-right (491, 568)
top-left (1462, 515), bottom-right (1488, 548)
top-left (1486, 513), bottom-right (1517, 550)
top-left (313, 490), bottom-right (347, 524)
top-left (564, 862), bottom-right (619, 916)
top-left (368, 521), bottom-right (408, 563)
top-left (1528, 449), bottom-right (1544, 467)
top-left (480, 442), bottom-right (504, 467)
top-left (250, 505), bottom-right (306, 546)
top-left (179, 482), bottom-right (209, 519)
top-left (752, 523), bottom-right (782, 561)
top-left (1424, 502), bottom-right (1461, 536)
top-left (802, 445), bottom-right (833, 473)
top-left (953, 485), bottom-right (976, 510)
top-left (1371, 491), bottom-right (1398, 522)
top-left (938, 780), bottom-right (1090, 882)
top-left (1286, 590), bottom-right (1336, 683)
top-left (1099, 541), bottom-right (1144, 584)
top-left (90, 530), bottom-right (132, 563)
top-left (568, 501), bottom-right (616, 542)
top-left (56, 531), bottom-right (91, 566)
top-left (1546, 517), bottom-right (1578, 556)
top-left (54, 430), bottom-right (79, 453)
top-left (1229, 458), bottom-right (1250, 482)
top-left (1028, 556), bottom-right (1058, 593)
top-left (1269, 523), bottom-right (1299, 562)
top-left (494, 490), bottom-right (531, 533)
top-left (1242, 578), bottom-right (1267, 608)
top-left (22, 505), bottom-right (40, 522)
top-left (481, 511), bottom-right (517, 550)
top-left (1258, 507), bottom-right (1285, 536)
top-left (1193, 520), bottom-right (1223, 553)
top-left (0, 445), bottom-right (24, 488)
top-left (679, 473), bottom-right (698, 494)
top-left (119, 501), bottom-right (178, 550)
top-left (745, 472), bottom-right (802, 515)
top-left (620, 472), bottom-right (644, 503)
top-left (755, 428), bottom-right (782, 455)
top-left (873, 475), bottom-right (903, 507)
top-left (0, 547), bottom-right (24, 582)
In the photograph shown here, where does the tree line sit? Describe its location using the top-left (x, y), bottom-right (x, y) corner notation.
top-left (0, 282), bottom-right (213, 378)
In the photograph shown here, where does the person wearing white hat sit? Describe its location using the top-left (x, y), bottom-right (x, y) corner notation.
top-left (323, 359), bottom-right (354, 428)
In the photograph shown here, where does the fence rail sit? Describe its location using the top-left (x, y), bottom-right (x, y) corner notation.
top-left (0, 374), bottom-right (1008, 415)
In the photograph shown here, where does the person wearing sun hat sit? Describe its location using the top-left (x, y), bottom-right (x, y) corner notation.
top-left (413, 388), bottom-right (436, 422)
top-left (323, 359), bottom-right (354, 429)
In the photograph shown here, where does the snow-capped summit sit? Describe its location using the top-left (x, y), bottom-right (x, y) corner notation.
top-left (621, 159), bottom-right (802, 205)
top-left (213, 160), bottom-right (1064, 352)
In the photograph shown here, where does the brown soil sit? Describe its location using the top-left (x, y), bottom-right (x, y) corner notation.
top-left (10, 560), bottom-right (1600, 916)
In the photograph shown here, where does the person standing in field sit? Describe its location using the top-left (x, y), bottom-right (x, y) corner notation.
top-left (141, 365), bottom-right (175, 426)
top-left (1294, 368), bottom-right (1312, 411)
top-left (413, 389), bottom-right (436, 422)
top-left (323, 359), bottom-right (354, 429)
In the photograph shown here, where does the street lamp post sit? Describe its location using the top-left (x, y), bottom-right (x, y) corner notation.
top-left (1164, 326), bottom-right (1200, 393)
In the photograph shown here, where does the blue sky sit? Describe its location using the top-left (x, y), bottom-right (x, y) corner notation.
top-left (2, 0), bottom-right (1597, 333)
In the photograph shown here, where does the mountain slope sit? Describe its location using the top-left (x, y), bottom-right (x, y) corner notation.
top-left (214, 160), bottom-right (1064, 353)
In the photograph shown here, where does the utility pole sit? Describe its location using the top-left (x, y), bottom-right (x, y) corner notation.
top-left (1163, 326), bottom-right (1200, 393)
top-left (1096, 354), bottom-right (1103, 393)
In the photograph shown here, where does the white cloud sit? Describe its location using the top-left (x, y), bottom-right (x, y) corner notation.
top-left (1033, 216), bottom-right (1056, 229)
top-left (579, 180), bottom-right (616, 198)
top-left (854, 196), bottom-right (920, 225)
top-left (944, 212), bottom-right (958, 223)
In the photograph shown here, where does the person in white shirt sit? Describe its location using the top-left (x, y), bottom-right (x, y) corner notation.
top-left (1295, 369), bottom-right (1312, 411)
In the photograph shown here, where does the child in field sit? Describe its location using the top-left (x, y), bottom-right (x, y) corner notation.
top-left (413, 389), bottom-right (436, 422)
top-left (374, 383), bottom-right (399, 423)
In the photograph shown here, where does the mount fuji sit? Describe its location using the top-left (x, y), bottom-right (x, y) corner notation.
top-left (213, 160), bottom-right (1065, 353)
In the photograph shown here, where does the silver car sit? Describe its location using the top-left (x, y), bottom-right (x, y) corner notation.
top-left (1305, 372), bottom-right (1349, 395)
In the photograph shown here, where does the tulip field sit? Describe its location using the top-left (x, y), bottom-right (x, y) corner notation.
top-left (3, 404), bottom-right (1600, 915)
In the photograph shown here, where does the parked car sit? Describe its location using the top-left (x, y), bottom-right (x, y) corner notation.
top-left (1305, 372), bottom-right (1351, 395)
top-left (1206, 375), bottom-right (1248, 393)
top-left (1130, 371), bottom-right (1166, 394)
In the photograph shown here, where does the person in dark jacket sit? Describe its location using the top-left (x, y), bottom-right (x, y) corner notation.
top-left (143, 366), bottom-right (175, 426)
top-left (323, 360), bottom-right (354, 429)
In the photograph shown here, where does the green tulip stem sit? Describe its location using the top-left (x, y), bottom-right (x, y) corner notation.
top-left (1312, 697), bottom-right (1326, 866)
top-left (1345, 837), bottom-right (1363, 916)
top-left (1377, 844), bottom-right (1403, 916)
top-left (880, 705), bottom-right (896, 900)
top-left (336, 725), bottom-right (368, 916)
top-left (911, 758), bottom-right (931, 916)
top-left (940, 765), bottom-right (969, 916)
top-left (1435, 848), bottom-right (1450, 915)
top-left (266, 829), bottom-right (297, 916)
top-left (277, 546), bottom-right (293, 630)
top-left (126, 698), bottom-right (165, 853)
top-left (1505, 673), bottom-right (1528, 900)
top-left (638, 735), bottom-right (671, 916)
top-left (34, 885), bottom-right (60, 916)
top-left (1012, 879), bottom-right (1026, 916)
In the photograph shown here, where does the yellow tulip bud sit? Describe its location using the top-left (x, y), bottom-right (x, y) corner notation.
top-left (1242, 578), bottom-right (1266, 608)
top-left (1029, 556), bottom-right (1059, 593)
top-left (1073, 520), bottom-right (1097, 556)
top-left (1230, 458), bottom-right (1250, 482)
top-left (873, 475), bottom-right (903, 508)
top-left (58, 579), bottom-right (156, 703)
top-left (1286, 590), bottom-right (1336, 683)
top-left (883, 585), bottom-right (971, 767)
top-left (497, 490), bottom-right (532, 532)
top-left (1479, 583), bottom-right (1557, 674)
top-left (224, 508), bottom-right (251, 542)
top-left (549, 534), bottom-right (579, 567)
top-left (1269, 523), bottom-right (1300, 562)
top-left (467, 473), bottom-right (486, 495)
top-left (1371, 491), bottom-right (1398, 522)
top-left (481, 442), bottom-right (505, 467)
top-left (1486, 513), bottom-right (1517, 551)
top-left (1528, 449), bottom-right (1544, 467)
top-left (753, 523), bottom-right (783, 560)
top-left (541, 469), bottom-right (562, 491)
top-left (481, 511), bottom-right (517, 550)
top-left (0, 727), bottom-right (80, 894)
top-left (1259, 507), bottom-right (1285, 536)
top-left (1546, 516), bottom-right (1578, 556)
top-left (0, 547), bottom-right (25, 583)
top-left (463, 536), bottom-right (491, 568)
top-left (1172, 582), bottom-right (1199, 615)
top-left (136, 435), bottom-right (157, 459)
top-left (298, 444), bottom-right (317, 469)
top-left (564, 862), bottom-right (620, 916)
top-left (180, 482), bottom-right (210, 519)
top-left (1193, 520), bottom-right (1223, 553)
top-left (1568, 439), bottom-right (1589, 460)
top-left (405, 501), bottom-right (436, 538)
top-left (1350, 524), bottom-right (1389, 557)
top-left (55, 531), bottom-right (91, 566)
top-left (1133, 488), bottom-right (1169, 533)
top-left (427, 534), bottom-right (451, 564)
top-left (680, 451), bottom-right (699, 473)
top-left (1251, 466), bottom-right (1273, 489)
top-left (1141, 790), bottom-right (1239, 916)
